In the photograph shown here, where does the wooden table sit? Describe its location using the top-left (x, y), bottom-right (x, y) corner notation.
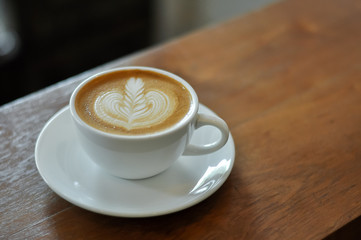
top-left (1, 0), bottom-right (361, 238)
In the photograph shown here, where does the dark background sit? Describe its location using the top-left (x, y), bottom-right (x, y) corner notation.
top-left (0, 0), bottom-right (152, 105)
top-left (0, 0), bottom-right (272, 106)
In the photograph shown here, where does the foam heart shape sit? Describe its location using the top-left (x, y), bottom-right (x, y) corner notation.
top-left (94, 77), bottom-right (174, 130)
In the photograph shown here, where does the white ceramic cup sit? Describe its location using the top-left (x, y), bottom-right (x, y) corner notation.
top-left (70, 66), bottom-right (229, 179)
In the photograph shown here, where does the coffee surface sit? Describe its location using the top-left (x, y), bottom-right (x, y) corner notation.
top-left (75, 70), bottom-right (192, 135)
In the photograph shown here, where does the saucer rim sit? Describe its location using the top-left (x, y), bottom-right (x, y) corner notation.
top-left (35, 104), bottom-right (235, 217)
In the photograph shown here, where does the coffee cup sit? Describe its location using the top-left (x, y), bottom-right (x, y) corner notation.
top-left (69, 66), bottom-right (229, 179)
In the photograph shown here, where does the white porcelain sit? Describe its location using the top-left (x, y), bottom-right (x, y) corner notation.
top-left (69, 66), bottom-right (229, 179)
top-left (35, 104), bottom-right (235, 217)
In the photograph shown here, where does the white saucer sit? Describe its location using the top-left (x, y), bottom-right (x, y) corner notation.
top-left (35, 104), bottom-right (235, 217)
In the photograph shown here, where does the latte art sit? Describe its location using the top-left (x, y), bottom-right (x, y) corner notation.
top-left (94, 77), bottom-right (175, 130)
top-left (74, 69), bottom-right (192, 135)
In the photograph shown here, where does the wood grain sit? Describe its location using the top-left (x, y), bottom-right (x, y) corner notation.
top-left (1, 0), bottom-right (361, 239)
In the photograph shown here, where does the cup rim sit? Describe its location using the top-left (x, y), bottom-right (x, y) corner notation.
top-left (69, 66), bottom-right (199, 140)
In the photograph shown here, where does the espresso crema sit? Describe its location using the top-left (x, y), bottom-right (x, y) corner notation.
top-left (75, 70), bottom-right (192, 135)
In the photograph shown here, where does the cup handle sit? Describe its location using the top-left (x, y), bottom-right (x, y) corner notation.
top-left (183, 113), bottom-right (229, 155)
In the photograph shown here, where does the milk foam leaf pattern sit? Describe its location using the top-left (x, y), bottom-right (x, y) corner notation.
top-left (94, 77), bottom-right (174, 130)
top-left (124, 78), bottom-right (147, 123)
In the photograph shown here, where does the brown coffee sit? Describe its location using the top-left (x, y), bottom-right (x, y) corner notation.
top-left (75, 69), bottom-right (192, 135)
